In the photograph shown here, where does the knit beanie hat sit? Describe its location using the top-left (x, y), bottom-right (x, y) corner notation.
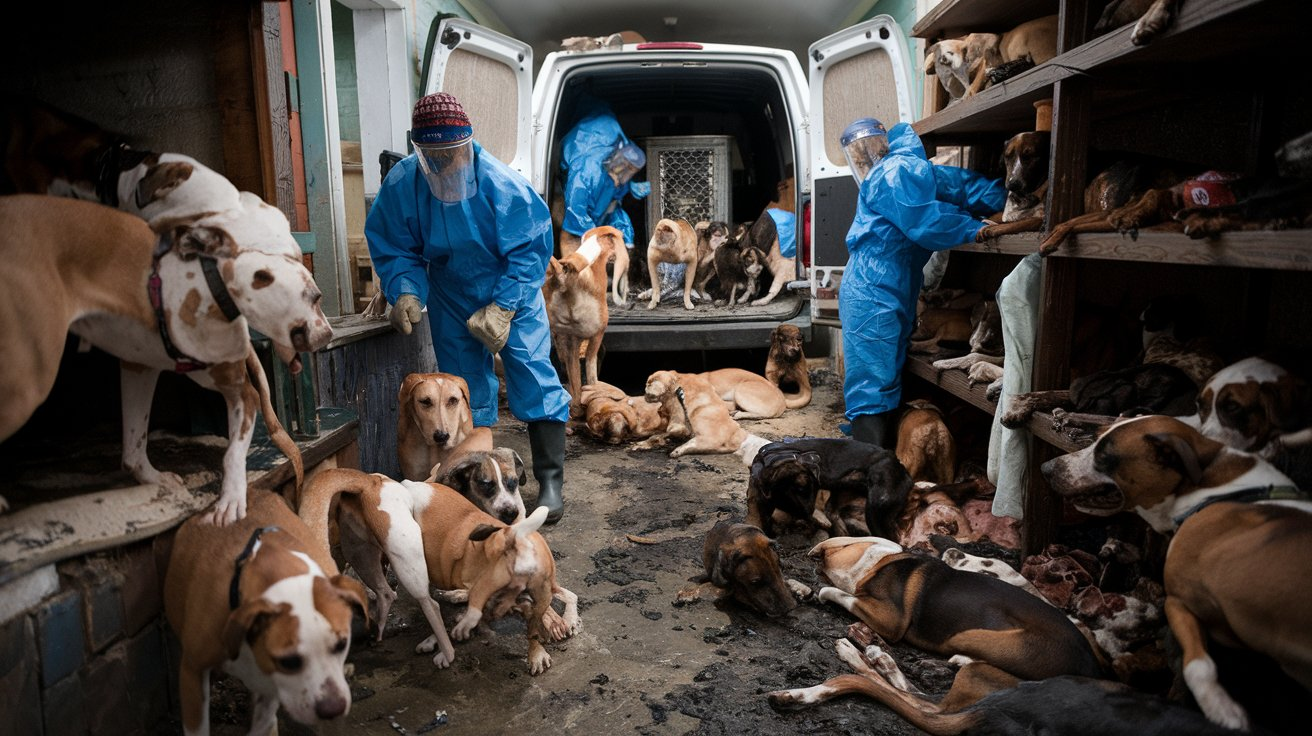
top-left (412, 92), bottom-right (473, 146)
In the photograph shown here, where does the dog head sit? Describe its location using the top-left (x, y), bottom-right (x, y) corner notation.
top-left (127, 152), bottom-right (244, 225)
top-left (769, 324), bottom-right (805, 366)
top-left (704, 521), bottom-right (796, 617)
top-left (644, 369), bottom-right (679, 403)
top-left (968, 300), bottom-right (1004, 355)
top-left (223, 537), bottom-right (368, 725)
top-left (742, 246), bottom-right (766, 278)
top-left (440, 448), bottom-right (527, 524)
top-left (864, 452), bottom-right (915, 539)
top-left (807, 536), bottom-right (905, 595)
top-left (399, 372), bottom-right (473, 449)
top-left (695, 220), bottom-right (730, 251)
top-left (1002, 131), bottom-right (1050, 195)
top-left (466, 506), bottom-right (553, 617)
top-left (585, 399), bottom-right (637, 445)
top-left (751, 445), bottom-right (823, 521)
top-left (1194, 357), bottom-right (1312, 451)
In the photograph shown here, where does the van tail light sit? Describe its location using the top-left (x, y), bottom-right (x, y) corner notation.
top-left (801, 200), bottom-right (812, 269)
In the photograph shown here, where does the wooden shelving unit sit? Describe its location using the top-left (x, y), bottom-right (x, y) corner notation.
top-left (904, 0), bottom-right (1311, 554)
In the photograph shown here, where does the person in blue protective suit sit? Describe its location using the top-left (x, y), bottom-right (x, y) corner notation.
top-left (838, 117), bottom-right (1005, 448)
top-left (366, 92), bottom-right (572, 523)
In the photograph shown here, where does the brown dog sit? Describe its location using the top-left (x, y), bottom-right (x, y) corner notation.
top-left (925, 15), bottom-right (1058, 100)
top-left (1042, 415), bottom-right (1311, 730)
top-left (397, 372), bottom-right (475, 481)
top-left (437, 446), bottom-right (527, 525)
top-left (691, 220), bottom-right (730, 301)
top-left (895, 400), bottom-right (957, 484)
top-left (1039, 158), bottom-right (1192, 254)
top-left (545, 225), bottom-right (616, 410)
top-left (676, 521), bottom-right (798, 617)
top-left (579, 381), bottom-right (666, 445)
top-left (634, 370), bottom-right (769, 461)
top-left (560, 224), bottom-right (630, 307)
top-left (977, 131), bottom-right (1050, 240)
top-left (646, 218), bottom-right (700, 310)
top-left (741, 215), bottom-right (796, 307)
top-left (766, 323), bottom-right (812, 409)
top-left (299, 468), bottom-right (579, 675)
top-left (701, 368), bottom-right (788, 420)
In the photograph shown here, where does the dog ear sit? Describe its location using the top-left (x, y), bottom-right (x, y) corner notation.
top-left (324, 574), bottom-right (372, 630)
top-left (172, 225), bottom-right (238, 260)
top-left (222, 599), bottom-right (288, 660)
top-left (136, 160), bottom-right (194, 209)
top-left (1144, 432), bottom-right (1205, 485)
top-left (709, 548), bottom-right (741, 588)
top-left (1260, 376), bottom-right (1312, 433)
top-left (468, 523), bottom-right (499, 542)
top-left (924, 43), bottom-right (939, 74)
top-left (439, 455), bottom-right (480, 490)
top-left (510, 449), bottom-right (526, 485)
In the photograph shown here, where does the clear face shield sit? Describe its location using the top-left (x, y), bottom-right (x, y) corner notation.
top-left (415, 139), bottom-right (477, 203)
top-left (840, 118), bottom-right (889, 186)
top-left (605, 142), bottom-right (646, 186)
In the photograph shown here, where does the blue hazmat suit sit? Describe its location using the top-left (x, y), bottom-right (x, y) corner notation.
top-left (765, 208), bottom-right (797, 259)
top-left (560, 99), bottom-right (648, 244)
top-left (839, 123), bottom-right (1005, 420)
top-left (366, 141), bottom-right (571, 427)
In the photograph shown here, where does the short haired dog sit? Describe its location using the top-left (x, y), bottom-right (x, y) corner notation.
top-left (765, 323), bottom-right (812, 409)
top-left (691, 220), bottom-right (730, 301)
top-left (397, 372), bottom-right (475, 482)
top-left (299, 468), bottom-right (580, 675)
top-left (1042, 415), bottom-right (1312, 730)
top-left (712, 223), bottom-right (765, 305)
top-left (635, 370), bottom-right (769, 461)
top-left (164, 489), bottom-right (369, 734)
top-left (437, 447), bottom-right (528, 525)
top-left (676, 521), bottom-right (799, 617)
top-left (545, 225), bottom-right (616, 411)
top-left (700, 367), bottom-right (788, 420)
top-left (925, 15), bottom-right (1058, 101)
top-left (579, 381), bottom-right (666, 445)
top-left (646, 218), bottom-right (700, 310)
top-left (0, 195), bottom-right (329, 522)
top-left (895, 400), bottom-right (957, 484)
top-left (740, 214), bottom-right (796, 307)
top-left (976, 131), bottom-right (1050, 240)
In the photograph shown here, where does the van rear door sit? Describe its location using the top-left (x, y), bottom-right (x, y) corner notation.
top-left (807, 15), bottom-right (914, 325)
top-left (423, 18), bottom-right (534, 179)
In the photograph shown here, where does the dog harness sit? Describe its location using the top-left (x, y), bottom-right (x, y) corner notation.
top-left (93, 142), bottom-right (150, 208)
top-left (147, 233), bottom-right (242, 372)
top-left (229, 526), bottom-right (283, 610)
top-left (1171, 484), bottom-right (1307, 527)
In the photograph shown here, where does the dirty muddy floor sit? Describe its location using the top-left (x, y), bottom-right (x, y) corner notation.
top-left (204, 363), bottom-right (956, 735)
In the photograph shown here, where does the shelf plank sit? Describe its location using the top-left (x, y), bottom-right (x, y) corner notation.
top-left (1050, 230), bottom-right (1312, 271)
top-left (904, 355), bottom-right (998, 415)
top-left (956, 232), bottom-right (1043, 256)
top-left (1027, 411), bottom-right (1092, 454)
top-left (912, 0), bottom-right (1058, 40)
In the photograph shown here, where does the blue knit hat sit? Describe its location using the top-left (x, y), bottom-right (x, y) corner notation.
top-left (412, 92), bottom-right (473, 146)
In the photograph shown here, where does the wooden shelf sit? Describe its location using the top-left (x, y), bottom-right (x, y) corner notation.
top-left (904, 355), bottom-right (998, 415)
top-left (956, 232), bottom-right (1043, 256)
top-left (1051, 230), bottom-right (1312, 271)
top-left (1027, 411), bottom-right (1090, 454)
top-left (912, 0), bottom-right (1057, 40)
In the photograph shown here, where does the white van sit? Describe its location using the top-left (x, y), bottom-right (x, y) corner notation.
top-left (421, 16), bottom-right (915, 351)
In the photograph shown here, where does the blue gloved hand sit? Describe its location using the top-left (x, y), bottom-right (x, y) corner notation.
top-left (629, 181), bottom-right (651, 199)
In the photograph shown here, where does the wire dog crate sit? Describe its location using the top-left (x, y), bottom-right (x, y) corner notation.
top-left (643, 136), bottom-right (732, 240)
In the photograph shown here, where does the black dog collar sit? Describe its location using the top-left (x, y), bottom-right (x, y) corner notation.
top-left (93, 142), bottom-right (150, 208)
top-left (229, 526), bottom-right (282, 610)
top-left (147, 233), bottom-right (241, 371)
top-left (1171, 485), bottom-right (1306, 527)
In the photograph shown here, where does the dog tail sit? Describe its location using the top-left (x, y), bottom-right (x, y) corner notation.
top-left (245, 347), bottom-right (304, 505)
top-left (783, 385), bottom-right (812, 410)
top-left (297, 467), bottom-right (373, 555)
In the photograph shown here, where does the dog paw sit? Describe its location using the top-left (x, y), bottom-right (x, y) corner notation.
top-left (947, 654), bottom-right (975, 668)
top-left (436, 589), bottom-right (469, 604)
top-left (985, 379), bottom-right (1004, 403)
top-left (415, 635), bottom-right (437, 654)
top-left (451, 618), bottom-right (477, 641)
top-left (203, 494), bottom-right (247, 527)
top-left (542, 609), bottom-right (571, 642)
top-left (431, 648), bottom-right (455, 669)
top-left (786, 579), bottom-right (812, 600)
top-left (528, 649), bottom-right (552, 675)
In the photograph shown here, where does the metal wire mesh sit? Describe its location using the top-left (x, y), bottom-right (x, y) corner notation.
top-left (644, 136), bottom-right (731, 238)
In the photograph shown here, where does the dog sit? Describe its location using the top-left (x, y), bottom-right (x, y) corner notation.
top-left (545, 225), bottom-right (616, 410)
top-left (1000, 362), bottom-right (1198, 428)
top-left (976, 131), bottom-right (1050, 240)
top-left (1040, 158), bottom-right (1192, 254)
top-left (745, 438), bottom-right (911, 539)
top-left (910, 305), bottom-right (974, 355)
top-left (691, 220), bottom-right (730, 301)
top-left (675, 521), bottom-right (799, 617)
top-left (931, 300), bottom-right (1005, 383)
top-left (1188, 357), bottom-right (1312, 457)
top-left (0, 195), bottom-right (328, 521)
top-left (765, 323), bottom-right (811, 409)
top-left (298, 468), bottom-right (580, 675)
top-left (396, 372), bottom-right (476, 482)
top-left (769, 638), bottom-right (1235, 735)
top-left (164, 489), bottom-right (369, 734)
top-left (713, 224), bottom-right (765, 305)
top-left (1042, 414), bottom-right (1312, 729)
top-left (895, 400), bottom-right (956, 484)
top-left (436, 447), bottom-right (527, 525)
top-left (925, 16), bottom-right (1058, 101)
top-left (646, 218), bottom-right (700, 310)
top-left (809, 536), bottom-right (1106, 680)
top-left (700, 368), bottom-right (788, 420)
top-left (634, 370), bottom-right (769, 461)
top-left (579, 382), bottom-right (666, 445)
top-left (740, 215), bottom-right (796, 307)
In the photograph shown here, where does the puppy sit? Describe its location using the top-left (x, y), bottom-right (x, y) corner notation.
top-left (1042, 415), bottom-right (1311, 729)
top-left (976, 131), bottom-right (1050, 240)
top-left (765, 323), bottom-right (812, 409)
top-left (701, 368), bottom-right (788, 420)
top-left (437, 447), bottom-right (527, 525)
top-left (0, 195), bottom-right (326, 522)
top-left (713, 224), bottom-right (765, 305)
top-left (299, 468), bottom-right (579, 675)
top-left (809, 536), bottom-right (1105, 681)
top-left (545, 225), bottom-right (615, 410)
top-left (691, 220), bottom-right (730, 301)
top-left (677, 521), bottom-right (798, 617)
top-left (646, 218), bottom-right (700, 310)
top-left (397, 372), bottom-right (475, 482)
top-left (164, 490), bottom-right (368, 734)
top-left (895, 400), bottom-right (956, 484)
top-left (634, 370), bottom-right (767, 461)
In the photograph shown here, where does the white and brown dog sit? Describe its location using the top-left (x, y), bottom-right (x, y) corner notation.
top-left (545, 225), bottom-right (616, 411)
top-left (164, 489), bottom-right (369, 735)
top-left (437, 446), bottom-right (527, 525)
top-left (299, 468), bottom-right (580, 675)
top-left (1043, 414), bottom-right (1312, 730)
top-left (0, 195), bottom-right (330, 522)
top-left (397, 372), bottom-right (476, 482)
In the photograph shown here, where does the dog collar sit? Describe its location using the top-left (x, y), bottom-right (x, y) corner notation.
top-left (147, 234), bottom-right (242, 371)
top-left (229, 526), bottom-right (282, 610)
top-left (1171, 484), bottom-right (1307, 527)
top-left (674, 386), bottom-right (692, 425)
top-left (93, 142), bottom-right (150, 208)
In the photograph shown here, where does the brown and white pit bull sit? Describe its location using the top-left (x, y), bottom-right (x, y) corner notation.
top-left (164, 489), bottom-right (369, 735)
top-left (299, 468), bottom-right (580, 675)
top-left (1042, 414), bottom-right (1312, 730)
top-left (437, 445), bottom-right (528, 525)
top-left (397, 372), bottom-right (476, 482)
top-left (0, 195), bottom-right (330, 522)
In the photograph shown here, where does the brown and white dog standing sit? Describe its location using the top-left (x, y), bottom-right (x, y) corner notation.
top-left (545, 225), bottom-right (616, 410)
top-left (635, 370), bottom-right (770, 461)
top-left (164, 490), bottom-right (368, 735)
top-left (299, 468), bottom-right (580, 675)
top-left (0, 195), bottom-right (328, 522)
top-left (397, 372), bottom-right (475, 482)
top-left (700, 368), bottom-right (788, 420)
top-left (895, 400), bottom-right (957, 484)
top-left (646, 218), bottom-right (700, 310)
top-left (765, 323), bottom-right (812, 409)
top-left (1043, 414), bottom-right (1312, 730)
top-left (676, 521), bottom-right (800, 617)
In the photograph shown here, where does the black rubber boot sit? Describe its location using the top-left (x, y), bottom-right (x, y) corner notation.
top-left (528, 420), bottom-right (566, 524)
top-left (851, 413), bottom-right (891, 449)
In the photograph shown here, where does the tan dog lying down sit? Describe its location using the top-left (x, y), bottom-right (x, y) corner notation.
top-left (0, 195), bottom-right (328, 522)
top-left (578, 381), bottom-right (666, 445)
top-left (634, 370), bottom-right (770, 461)
top-left (700, 368), bottom-right (788, 419)
top-left (299, 468), bottom-right (579, 675)
top-left (397, 372), bottom-right (476, 481)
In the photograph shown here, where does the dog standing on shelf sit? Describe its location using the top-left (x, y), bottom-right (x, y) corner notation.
top-left (545, 225), bottom-right (616, 410)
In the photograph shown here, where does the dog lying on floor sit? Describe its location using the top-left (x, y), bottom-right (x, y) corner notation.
top-left (895, 400), bottom-right (957, 484)
top-left (675, 521), bottom-right (802, 617)
top-left (0, 195), bottom-right (327, 522)
top-left (700, 368), bottom-right (788, 420)
top-left (576, 381), bottom-right (667, 445)
top-left (633, 370), bottom-right (769, 461)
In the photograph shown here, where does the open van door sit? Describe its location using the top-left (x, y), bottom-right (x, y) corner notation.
top-left (807, 15), bottom-right (914, 325)
top-left (422, 18), bottom-right (533, 179)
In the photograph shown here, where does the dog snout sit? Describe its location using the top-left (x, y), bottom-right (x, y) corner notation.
top-left (1005, 176), bottom-right (1028, 193)
top-left (496, 506), bottom-right (520, 524)
top-left (432, 430), bottom-right (450, 445)
top-left (314, 691), bottom-right (348, 720)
